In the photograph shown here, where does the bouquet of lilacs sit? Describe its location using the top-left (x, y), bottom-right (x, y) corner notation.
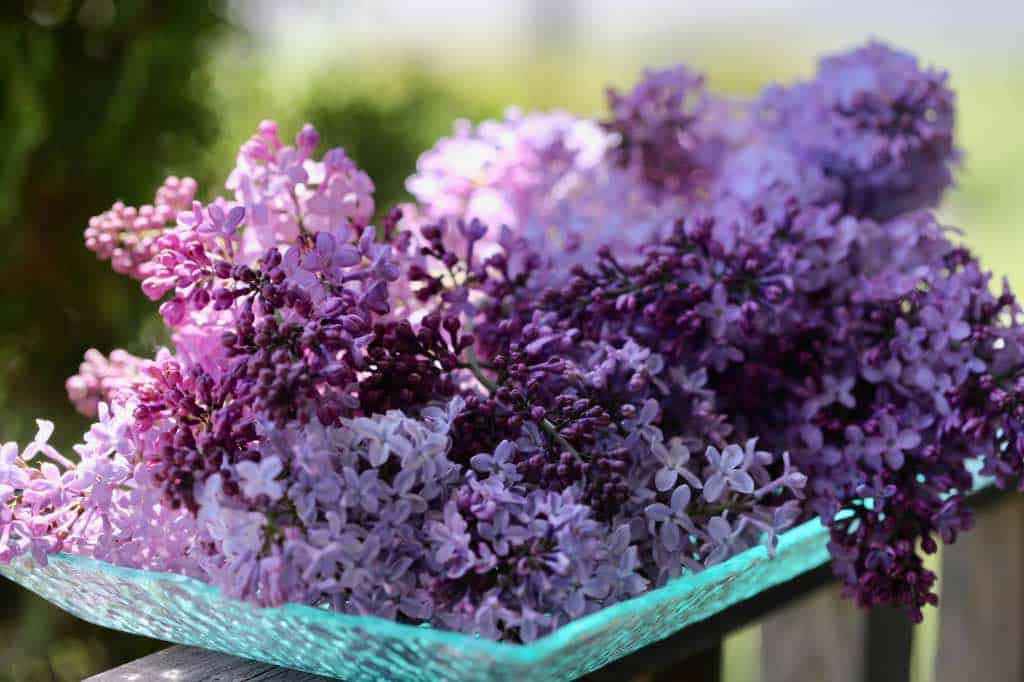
top-left (3, 41), bottom-right (1024, 642)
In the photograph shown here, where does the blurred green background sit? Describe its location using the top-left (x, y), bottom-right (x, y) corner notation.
top-left (1, 0), bottom-right (1021, 679)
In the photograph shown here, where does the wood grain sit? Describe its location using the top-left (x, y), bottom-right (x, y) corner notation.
top-left (760, 585), bottom-right (866, 682)
top-left (934, 496), bottom-right (1024, 682)
top-left (84, 645), bottom-right (335, 681)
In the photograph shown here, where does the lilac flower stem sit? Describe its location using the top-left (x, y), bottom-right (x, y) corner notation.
top-left (462, 346), bottom-right (498, 392)
top-left (463, 346), bottom-right (585, 463)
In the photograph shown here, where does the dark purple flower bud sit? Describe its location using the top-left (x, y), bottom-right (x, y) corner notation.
top-left (213, 261), bottom-right (233, 279)
top-left (359, 280), bottom-right (390, 315)
top-left (296, 123), bottom-right (320, 155)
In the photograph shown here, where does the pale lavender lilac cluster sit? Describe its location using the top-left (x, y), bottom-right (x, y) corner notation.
top-left (2, 41), bottom-right (1020, 640)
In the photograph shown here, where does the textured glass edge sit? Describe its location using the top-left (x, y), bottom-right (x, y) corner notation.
top-left (1, 517), bottom-right (828, 665)
top-left (0, 470), bottom-right (994, 676)
top-left (530, 515), bottom-right (830, 657)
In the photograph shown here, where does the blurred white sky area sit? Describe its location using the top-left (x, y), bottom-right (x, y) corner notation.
top-left (231, 0), bottom-right (1024, 65)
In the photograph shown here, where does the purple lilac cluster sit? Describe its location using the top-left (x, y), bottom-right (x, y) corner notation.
top-left (1, 41), bottom-right (1021, 639)
top-left (604, 65), bottom-right (727, 197)
top-left (749, 41), bottom-right (957, 220)
top-left (403, 108), bottom-right (682, 275)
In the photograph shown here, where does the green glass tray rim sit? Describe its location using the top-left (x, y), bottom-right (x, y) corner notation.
top-left (1, 515), bottom-right (830, 663)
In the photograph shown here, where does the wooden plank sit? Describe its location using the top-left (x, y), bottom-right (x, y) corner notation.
top-left (582, 565), bottom-right (834, 681)
top-left (760, 486), bottom-right (1008, 682)
top-left (84, 644), bottom-right (334, 681)
top-left (623, 644), bottom-right (722, 682)
top-left (760, 584), bottom-right (866, 682)
top-left (934, 495), bottom-right (1024, 682)
top-left (862, 606), bottom-right (912, 682)
top-left (651, 642), bottom-right (721, 682)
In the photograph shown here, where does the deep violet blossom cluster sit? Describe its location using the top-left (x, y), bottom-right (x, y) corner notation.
top-left (1, 41), bottom-right (1020, 640)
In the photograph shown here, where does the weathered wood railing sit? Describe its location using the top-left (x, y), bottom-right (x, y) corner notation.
top-left (86, 490), bottom-right (1019, 682)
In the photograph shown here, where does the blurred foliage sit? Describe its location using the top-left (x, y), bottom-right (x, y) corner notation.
top-left (0, 0), bottom-right (224, 454)
top-left (0, 2), bottom-right (225, 678)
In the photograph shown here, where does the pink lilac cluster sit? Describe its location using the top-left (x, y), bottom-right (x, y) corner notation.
top-left (85, 176), bottom-right (198, 279)
top-left (2, 41), bottom-right (1021, 640)
top-left (226, 120), bottom-right (375, 260)
top-left (65, 349), bottom-right (151, 418)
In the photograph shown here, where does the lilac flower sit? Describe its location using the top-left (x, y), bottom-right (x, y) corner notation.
top-left (208, 509), bottom-right (267, 560)
top-left (405, 108), bottom-right (672, 276)
top-left (301, 231), bottom-right (361, 272)
top-left (470, 441), bottom-right (521, 483)
top-left (740, 438), bottom-right (774, 471)
top-left (950, 349), bottom-right (986, 383)
top-left (77, 402), bottom-right (134, 459)
top-left (347, 415), bottom-right (414, 468)
top-left (864, 414), bottom-right (921, 470)
top-left (757, 41), bottom-right (958, 219)
top-left (5, 42), bottom-right (1021, 639)
top-left (605, 65), bottom-right (725, 197)
top-left (65, 349), bottom-right (149, 418)
top-left (69, 450), bottom-right (130, 509)
top-left (703, 445), bottom-right (755, 502)
top-left (696, 284), bottom-right (741, 339)
top-left (753, 500), bottom-right (804, 556)
top-left (645, 485), bottom-right (694, 552)
top-left (820, 375), bottom-right (857, 410)
top-left (429, 501), bottom-right (474, 579)
top-left (592, 535), bottom-right (649, 602)
top-left (703, 515), bottom-right (745, 566)
top-left (919, 303), bottom-right (971, 350)
top-left (204, 204), bottom-right (246, 238)
top-left (236, 457), bottom-right (285, 501)
top-left (861, 355), bottom-right (902, 384)
top-left (924, 371), bottom-right (954, 416)
top-left (652, 438), bottom-right (703, 492)
top-left (339, 467), bottom-right (385, 516)
top-left (226, 122), bottom-right (375, 254)
top-left (21, 420), bottom-right (60, 462)
top-left (84, 176), bottom-right (197, 280)
top-left (0, 443), bottom-right (28, 489)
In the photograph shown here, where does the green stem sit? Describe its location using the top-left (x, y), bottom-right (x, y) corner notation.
top-left (462, 347), bottom-right (585, 463)
top-left (538, 419), bottom-right (586, 463)
top-left (463, 346), bottom-right (498, 392)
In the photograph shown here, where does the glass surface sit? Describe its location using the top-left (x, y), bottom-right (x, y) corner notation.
top-left (0, 518), bottom-right (830, 681)
top-left (0, 466), bottom-right (991, 681)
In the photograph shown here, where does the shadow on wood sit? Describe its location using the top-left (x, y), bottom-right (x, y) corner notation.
top-left (934, 496), bottom-right (1024, 681)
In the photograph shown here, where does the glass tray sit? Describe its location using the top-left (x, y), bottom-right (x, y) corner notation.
top-left (0, 517), bottom-right (831, 682)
